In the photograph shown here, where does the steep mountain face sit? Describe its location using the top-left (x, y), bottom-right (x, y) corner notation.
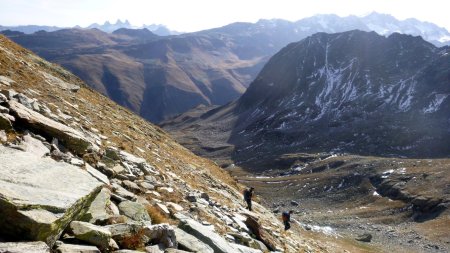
top-left (162, 30), bottom-right (450, 169)
top-left (4, 13), bottom-right (450, 122)
top-left (0, 35), bottom-right (329, 252)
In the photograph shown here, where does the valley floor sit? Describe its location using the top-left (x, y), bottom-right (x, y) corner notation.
top-left (227, 154), bottom-right (450, 253)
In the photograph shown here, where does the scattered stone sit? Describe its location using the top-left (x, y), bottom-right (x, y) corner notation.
top-left (112, 164), bottom-right (126, 175)
top-left (119, 150), bottom-right (146, 164)
top-left (15, 93), bottom-right (35, 110)
top-left (122, 180), bottom-right (141, 193)
top-left (0, 89), bottom-right (18, 100)
top-left (70, 157), bottom-right (85, 166)
top-left (54, 241), bottom-right (100, 253)
top-left (145, 245), bottom-right (164, 253)
top-left (13, 134), bottom-right (50, 157)
top-left (81, 188), bottom-right (111, 223)
top-left (0, 146), bottom-right (103, 246)
top-left (112, 183), bottom-right (136, 201)
top-left (158, 187), bottom-right (174, 194)
top-left (0, 93), bottom-right (7, 103)
top-left (138, 181), bottom-right (155, 190)
top-left (167, 202), bottom-right (184, 212)
top-left (118, 200), bottom-right (151, 222)
top-left (200, 192), bottom-right (210, 201)
top-left (85, 163), bottom-right (110, 185)
top-left (174, 228), bottom-right (214, 253)
top-left (177, 213), bottom-right (237, 253)
top-left (0, 242), bottom-right (50, 253)
top-left (8, 100), bottom-right (92, 155)
top-left (290, 200), bottom-right (299, 206)
top-left (69, 221), bottom-right (118, 251)
top-left (96, 162), bottom-right (115, 178)
top-left (186, 194), bottom-right (197, 202)
top-left (356, 233), bottom-right (372, 242)
top-left (155, 203), bottom-right (171, 215)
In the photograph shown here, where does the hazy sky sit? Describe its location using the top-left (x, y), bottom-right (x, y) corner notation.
top-left (1, 0), bottom-right (449, 32)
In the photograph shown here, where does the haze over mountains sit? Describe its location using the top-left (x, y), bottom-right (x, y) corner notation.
top-left (162, 30), bottom-right (450, 169)
top-left (0, 19), bottom-right (179, 36)
top-left (3, 12), bottom-right (450, 122)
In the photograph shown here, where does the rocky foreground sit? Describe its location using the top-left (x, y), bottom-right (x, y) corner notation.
top-left (0, 35), bottom-right (335, 252)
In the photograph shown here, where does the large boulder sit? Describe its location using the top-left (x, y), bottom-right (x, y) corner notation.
top-left (81, 188), bottom-right (111, 223)
top-left (176, 214), bottom-right (236, 253)
top-left (244, 216), bottom-right (276, 251)
top-left (174, 228), bottom-right (213, 253)
top-left (0, 241), bottom-right (50, 253)
top-left (8, 100), bottom-right (92, 155)
top-left (69, 221), bottom-right (118, 251)
top-left (0, 146), bottom-right (103, 246)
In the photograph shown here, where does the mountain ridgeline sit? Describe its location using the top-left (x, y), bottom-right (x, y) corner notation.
top-left (3, 13), bottom-right (450, 122)
top-left (162, 30), bottom-right (450, 169)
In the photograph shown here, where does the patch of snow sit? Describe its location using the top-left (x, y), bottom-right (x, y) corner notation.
top-left (373, 191), bottom-right (381, 197)
top-left (323, 154), bottom-right (338, 160)
top-left (423, 93), bottom-right (449, 113)
top-left (381, 169), bottom-right (394, 178)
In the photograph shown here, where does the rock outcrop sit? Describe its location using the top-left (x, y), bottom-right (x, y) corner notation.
top-left (8, 100), bottom-right (92, 155)
top-left (0, 146), bottom-right (103, 246)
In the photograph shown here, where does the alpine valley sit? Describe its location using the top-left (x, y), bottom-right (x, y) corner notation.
top-left (161, 30), bottom-right (450, 252)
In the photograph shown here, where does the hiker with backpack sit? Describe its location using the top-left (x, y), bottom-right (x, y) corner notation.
top-left (282, 210), bottom-right (294, 230)
top-left (243, 187), bottom-right (254, 211)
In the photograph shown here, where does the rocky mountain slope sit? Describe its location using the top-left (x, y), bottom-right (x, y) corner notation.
top-left (0, 35), bottom-right (342, 252)
top-left (161, 31), bottom-right (450, 253)
top-left (4, 13), bottom-right (450, 123)
top-left (162, 30), bottom-right (450, 168)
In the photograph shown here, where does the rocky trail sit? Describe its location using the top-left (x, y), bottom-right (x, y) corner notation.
top-left (229, 153), bottom-right (450, 253)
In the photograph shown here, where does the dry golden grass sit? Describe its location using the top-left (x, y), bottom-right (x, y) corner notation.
top-left (146, 205), bottom-right (168, 224)
top-left (117, 228), bottom-right (146, 250)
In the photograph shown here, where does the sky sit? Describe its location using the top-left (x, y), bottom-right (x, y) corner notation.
top-left (0, 0), bottom-right (449, 32)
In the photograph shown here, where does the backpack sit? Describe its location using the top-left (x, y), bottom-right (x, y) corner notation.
top-left (243, 189), bottom-right (251, 200)
top-left (282, 212), bottom-right (290, 222)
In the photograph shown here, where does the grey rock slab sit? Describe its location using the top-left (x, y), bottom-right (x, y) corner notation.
top-left (85, 164), bottom-right (110, 185)
top-left (8, 100), bottom-right (92, 155)
top-left (0, 241), bottom-right (50, 253)
top-left (39, 71), bottom-right (80, 92)
top-left (69, 221), bottom-right (117, 250)
top-left (122, 180), bottom-right (141, 193)
top-left (118, 200), bottom-right (151, 222)
top-left (177, 214), bottom-right (237, 253)
top-left (54, 242), bottom-right (100, 253)
top-left (174, 228), bottom-right (213, 253)
top-left (81, 187), bottom-right (111, 223)
top-left (0, 146), bottom-right (103, 246)
top-left (16, 134), bottom-right (50, 157)
top-left (230, 243), bottom-right (263, 253)
top-left (112, 183), bottom-right (136, 201)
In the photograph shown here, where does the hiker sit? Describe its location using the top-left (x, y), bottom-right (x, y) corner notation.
top-left (243, 187), bottom-right (254, 211)
top-left (282, 210), bottom-right (294, 230)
